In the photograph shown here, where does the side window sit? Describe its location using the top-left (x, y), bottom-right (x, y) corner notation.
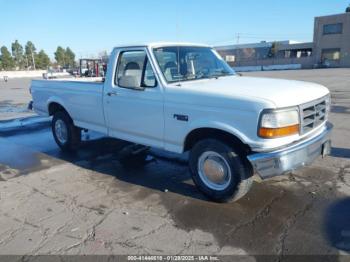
top-left (143, 59), bottom-right (156, 87)
top-left (116, 50), bottom-right (156, 89)
top-left (153, 50), bottom-right (178, 82)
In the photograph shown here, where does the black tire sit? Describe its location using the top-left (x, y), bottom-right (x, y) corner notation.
top-left (189, 139), bottom-right (253, 202)
top-left (52, 111), bottom-right (81, 152)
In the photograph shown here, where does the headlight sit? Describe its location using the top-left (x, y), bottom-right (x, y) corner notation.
top-left (258, 109), bottom-right (300, 138)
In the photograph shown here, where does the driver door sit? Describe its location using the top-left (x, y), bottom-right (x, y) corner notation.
top-left (104, 48), bottom-right (164, 148)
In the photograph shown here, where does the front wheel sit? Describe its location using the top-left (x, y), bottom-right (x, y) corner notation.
top-left (189, 139), bottom-right (253, 202)
top-left (52, 111), bottom-right (81, 152)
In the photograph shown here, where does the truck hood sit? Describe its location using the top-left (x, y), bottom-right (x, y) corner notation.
top-left (174, 76), bottom-right (330, 108)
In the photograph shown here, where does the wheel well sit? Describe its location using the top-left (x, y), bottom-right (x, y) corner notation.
top-left (48, 102), bottom-right (67, 116)
top-left (184, 128), bottom-right (251, 155)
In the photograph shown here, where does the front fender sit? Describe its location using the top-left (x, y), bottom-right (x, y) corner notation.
top-left (186, 119), bottom-right (251, 146)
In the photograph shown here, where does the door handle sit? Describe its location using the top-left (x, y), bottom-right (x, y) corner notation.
top-left (107, 91), bottom-right (118, 96)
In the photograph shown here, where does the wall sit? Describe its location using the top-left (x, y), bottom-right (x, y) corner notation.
top-left (0, 70), bottom-right (46, 79)
top-left (313, 13), bottom-right (350, 67)
top-left (0, 70), bottom-right (69, 79)
top-left (224, 56), bottom-right (314, 69)
top-left (233, 64), bottom-right (302, 72)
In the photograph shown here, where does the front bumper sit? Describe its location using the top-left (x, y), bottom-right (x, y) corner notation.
top-left (247, 122), bottom-right (333, 179)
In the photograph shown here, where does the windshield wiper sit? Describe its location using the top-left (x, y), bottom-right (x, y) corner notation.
top-left (172, 70), bottom-right (233, 83)
top-left (208, 70), bottom-right (233, 79)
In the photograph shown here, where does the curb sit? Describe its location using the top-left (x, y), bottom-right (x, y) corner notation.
top-left (0, 116), bottom-right (51, 133)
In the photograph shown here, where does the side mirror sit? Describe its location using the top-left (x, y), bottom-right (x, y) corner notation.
top-left (118, 76), bottom-right (145, 90)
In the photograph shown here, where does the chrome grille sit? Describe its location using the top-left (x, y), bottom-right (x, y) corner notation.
top-left (300, 96), bottom-right (329, 134)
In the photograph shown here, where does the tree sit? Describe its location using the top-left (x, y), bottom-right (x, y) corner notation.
top-left (35, 50), bottom-right (51, 69)
top-left (25, 41), bottom-right (37, 70)
top-left (65, 47), bottom-right (76, 68)
top-left (11, 40), bottom-right (25, 69)
top-left (98, 50), bottom-right (109, 62)
top-left (54, 46), bottom-right (66, 67)
top-left (0, 46), bottom-right (15, 70)
top-left (54, 46), bottom-right (76, 68)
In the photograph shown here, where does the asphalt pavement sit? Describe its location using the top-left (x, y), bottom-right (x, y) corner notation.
top-left (0, 70), bottom-right (349, 260)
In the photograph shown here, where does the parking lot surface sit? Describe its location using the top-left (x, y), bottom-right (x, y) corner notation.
top-left (0, 78), bottom-right (35, 120)
top-left (0, 69), bottom-right (349, 260)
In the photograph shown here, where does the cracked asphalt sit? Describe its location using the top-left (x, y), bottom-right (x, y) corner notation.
top-left (0, 69), bottom-right (350, 260)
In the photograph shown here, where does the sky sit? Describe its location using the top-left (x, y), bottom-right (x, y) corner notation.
top-left (0, 0), bottom-right (349, 58)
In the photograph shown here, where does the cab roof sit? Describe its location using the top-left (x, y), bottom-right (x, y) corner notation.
top-left (113, 42), bottom-right (211, 50)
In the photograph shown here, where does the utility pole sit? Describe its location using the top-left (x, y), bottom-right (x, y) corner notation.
top-left (236, 33), bottom-right (240, 44)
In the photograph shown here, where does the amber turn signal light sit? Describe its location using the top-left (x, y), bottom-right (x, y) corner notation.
top-left (259, 124), bottom-right (300, 138)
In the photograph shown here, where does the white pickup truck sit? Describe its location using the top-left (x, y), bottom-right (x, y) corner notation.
top-left (30, 42), bottom-right (332, 202)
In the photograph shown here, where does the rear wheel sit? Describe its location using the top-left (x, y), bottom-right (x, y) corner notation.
top-left (189, 139), bottom-right (253, 202)
top-left (52, 111), bottom-right (81, 152)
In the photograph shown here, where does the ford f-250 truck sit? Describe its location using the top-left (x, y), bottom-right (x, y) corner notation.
top-left (30, 43), bottom-right (332, 202)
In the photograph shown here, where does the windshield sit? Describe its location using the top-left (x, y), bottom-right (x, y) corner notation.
top-left (153, 46), bottom-right (235, 83)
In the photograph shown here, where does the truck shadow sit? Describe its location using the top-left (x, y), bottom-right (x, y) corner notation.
top-left (57, 137), bottom-right (206, 201)
top-left (331, 147), bottom-right (350, 159)
top-left (323, 198), bottom-right (350, 252)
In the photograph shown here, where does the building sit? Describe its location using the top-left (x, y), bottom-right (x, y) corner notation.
top-left (313, 12), bottom-right (350, 67)
top-left (216, 41), bottom-right (314, 70)
top-left (215, 9), bottom-right (350, 70)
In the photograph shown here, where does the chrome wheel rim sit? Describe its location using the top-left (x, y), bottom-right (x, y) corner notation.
top-left (55, 119), bottom-right (68, 144)
top-left (198, 151), bottom-right (231, 191)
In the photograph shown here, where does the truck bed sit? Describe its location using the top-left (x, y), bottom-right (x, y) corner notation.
top-left (31, 78), bottom-right (107, 133)
top-left (44, 77), bottom-right (104, 83)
